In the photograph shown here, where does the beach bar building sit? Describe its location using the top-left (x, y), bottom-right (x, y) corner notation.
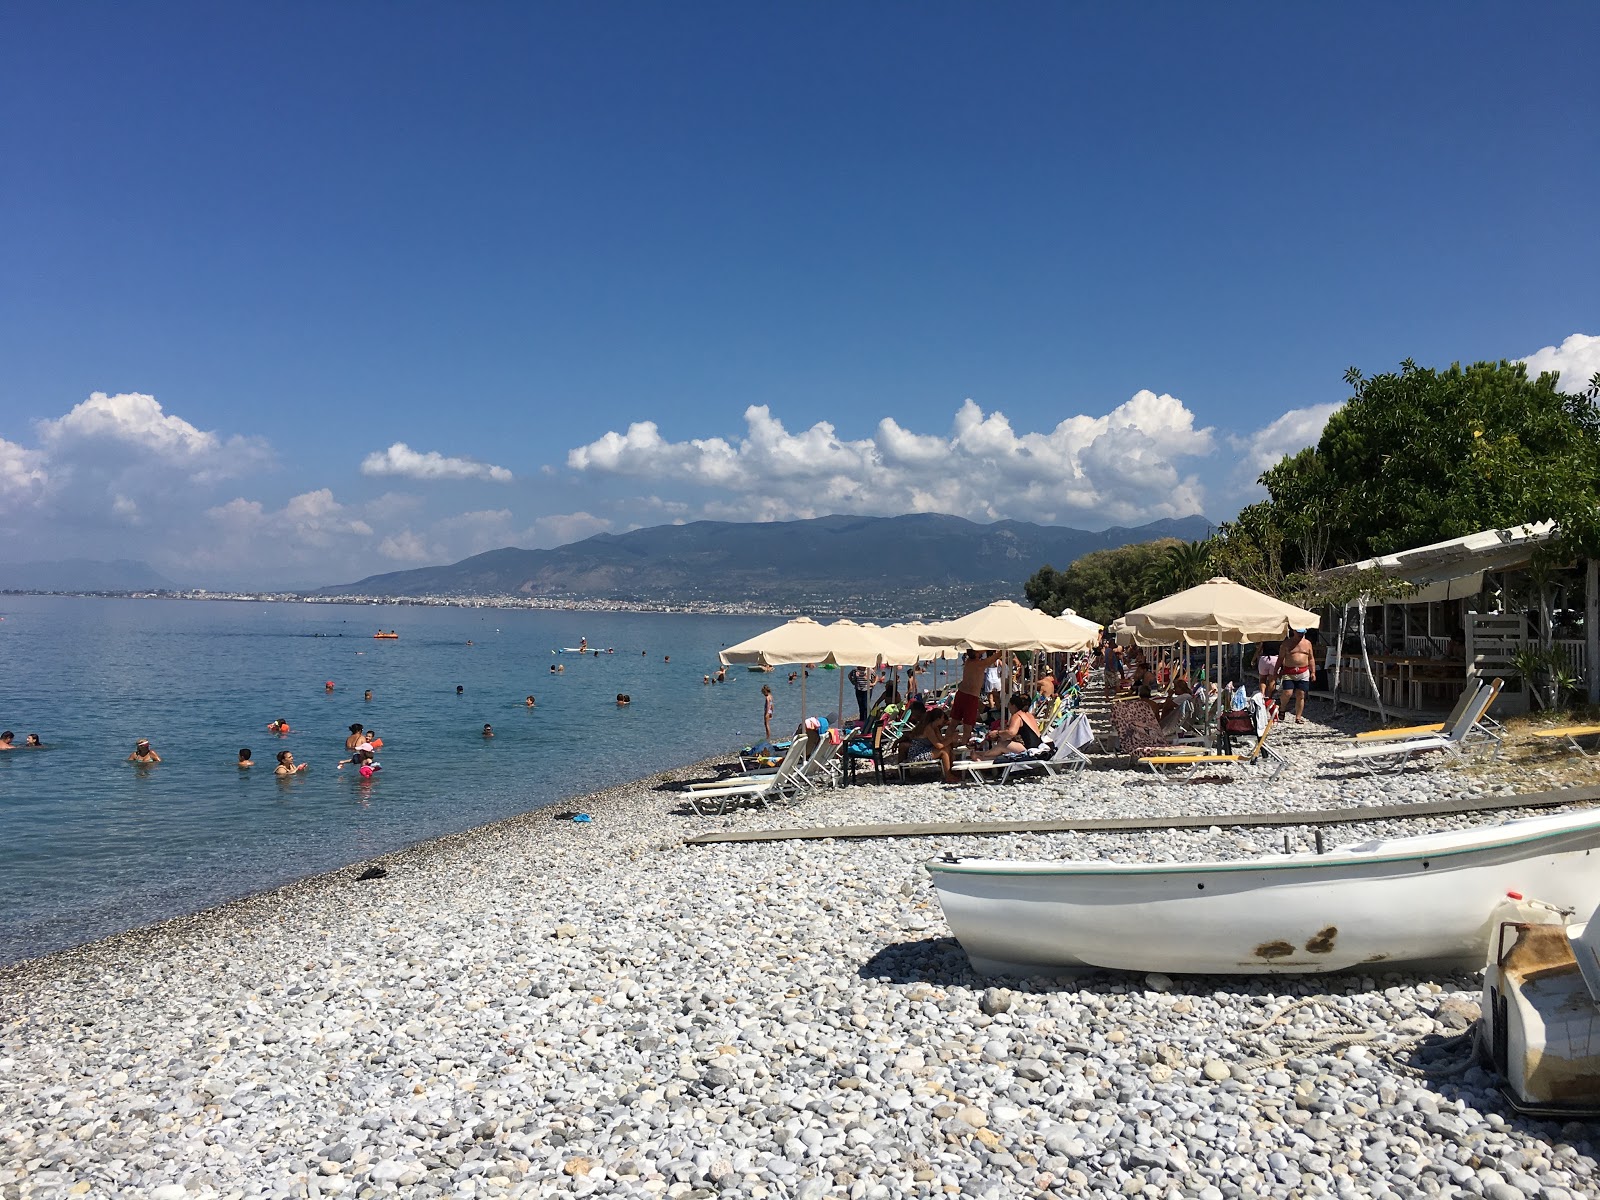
top-left (1315, 520), bottom-right (1597, 718)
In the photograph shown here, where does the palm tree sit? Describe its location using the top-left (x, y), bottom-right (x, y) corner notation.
top-left (1150, 540), bottom-right (1213, 597)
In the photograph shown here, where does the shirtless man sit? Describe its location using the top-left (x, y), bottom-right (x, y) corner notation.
top-left (953, 649), bottom-right (1001, 736)
top-left (1277, 627), bottom-right (1317, 724)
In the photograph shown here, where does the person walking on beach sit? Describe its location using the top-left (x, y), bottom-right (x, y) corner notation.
top-left (127, 739), bottom-right (161, 763)
top-left (954, 649), bottom-right (1000, 737)
top-left (761, 684), bottom-right (774, 740)
top-left (1277, 627), bottom-right (1316, 724)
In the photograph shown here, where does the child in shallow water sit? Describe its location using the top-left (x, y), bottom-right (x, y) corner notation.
top-left (239, 748), bottom-right (254, 768)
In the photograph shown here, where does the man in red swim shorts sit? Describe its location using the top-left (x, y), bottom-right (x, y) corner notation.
top-left (953, 648), bottom-right (1001, 734)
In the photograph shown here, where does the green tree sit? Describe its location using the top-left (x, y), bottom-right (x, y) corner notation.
top-left (1024, 539), bottom-right (1182, 626)
top-left (1215, 359), bottom-right (1600, 577)
top-left (1145, 539), bottom-right (1214, 597)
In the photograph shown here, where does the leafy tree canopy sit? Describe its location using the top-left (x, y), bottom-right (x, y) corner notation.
top-left (1215, 358), bottom-right (1600, 588)
top-left (1024, 538), bottom-right (1186, 626)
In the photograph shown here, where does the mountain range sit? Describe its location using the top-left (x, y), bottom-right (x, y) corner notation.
top-left (321, 513), bottom-right (1211, 612)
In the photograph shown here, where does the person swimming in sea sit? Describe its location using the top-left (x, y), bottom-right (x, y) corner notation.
top-left (364, 689), bottom-right (372, 702)
top-left (482, 723), bottom-right (494, 737)
top-left (268, 718), bottom-right (290, 735)
top-left (456, 684), bottom-right (464, 695)
top-left (24, 734), bottom-right (42, 748)
top-left (525, 695), bottom-right (536, 707)
top-left (128, 739), bottom-right (161, 763)
top-left (616, 694), bottom-right (630, 707)
top-left (239, 748), bottom-right (254, 768)
top-left (0, 731), bottom-right (13, 750)
top-left (274, 750), bottom-right (308, 775)
top-left (337, 748), bottom-right (379, 774)
top-left (345, 723), bottom-right (365, 751)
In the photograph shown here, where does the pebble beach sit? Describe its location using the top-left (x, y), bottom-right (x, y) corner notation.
top-left (4, 708), bottom-right (1599, 1200)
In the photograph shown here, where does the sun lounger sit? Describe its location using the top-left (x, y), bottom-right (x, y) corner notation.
top-left (1331, 683), bottom-right (1493, 773)
top-left (687, 738), bottom-right (805, 793)
top-left (1531, 724), bottom-right (1600, 761)
top-left (951, 714), bottom-right (1093, 784)
top-left (686, 739), bottom-right (811, 814)
top-left (1353, 681), bottom-right (1484, 743)
top-left (1139, 718), bottom-right (1286, 782)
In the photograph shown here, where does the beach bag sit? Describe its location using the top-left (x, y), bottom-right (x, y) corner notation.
top-left (1222, 710), bottom-right (1255, 736)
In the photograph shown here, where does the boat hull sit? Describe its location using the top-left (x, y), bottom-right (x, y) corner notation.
top-left (927, 809), bottom-right (1600, 976)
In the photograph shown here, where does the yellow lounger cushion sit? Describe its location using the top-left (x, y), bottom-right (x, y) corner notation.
top-left (1532, 725), bottom-right (1600, 739)
top-left (1141, 754), bottom-right (1241, 766)
top-left (1355, 722), bottom-right (1443, 740)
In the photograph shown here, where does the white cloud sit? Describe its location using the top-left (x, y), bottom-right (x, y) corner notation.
top-left (567, 393), bottom-right (1215, 526)
top-left (0, 437), bottom-right (49, 502)
top-left (1229, 402), bottom-right (1342, 479)
top-left (377, 530), bottom-right (433, 562)
top-left (36, 391), bottom-right (270, 481)
top-left (1520, 333), bottom-right (1600, 395)
top-left (360, 442), bottom-right (512, 483)
top-left (207, 488), bottom-right (373, 550)
top-left (530, 511), bottom-right (611, 545)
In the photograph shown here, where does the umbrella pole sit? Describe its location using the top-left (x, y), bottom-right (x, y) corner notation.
top-left (837, 666), bottom-right (845, 728)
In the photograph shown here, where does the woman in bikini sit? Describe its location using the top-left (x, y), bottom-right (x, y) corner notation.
top-left (975, 694), bottom-right (1042, 760)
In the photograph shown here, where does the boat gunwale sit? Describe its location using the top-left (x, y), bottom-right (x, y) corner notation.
top-left (926, 814), bottom-right (1600, 880)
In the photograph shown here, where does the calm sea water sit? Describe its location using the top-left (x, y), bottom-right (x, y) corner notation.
top-left (0, 595), bottom-right (801, 964)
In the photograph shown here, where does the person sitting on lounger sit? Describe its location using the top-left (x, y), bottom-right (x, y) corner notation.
top-left (975, 693), bottom-right (1042, 760)
top-left (896, 698), bottom-right (959, 783)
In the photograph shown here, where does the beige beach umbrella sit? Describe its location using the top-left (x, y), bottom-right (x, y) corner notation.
top-left (821, 620), bottom-right (907, 723)
top-left (1054, 608), bottom-right (1102, 651)
top-left (720, 616), bottom-right (832, 718)
top-left (1123, 577), bottom-right (1320, 643)
top-left (919, 600), bottom-right (1088, 701)
top-left (920, 600), bottom-right (1088, 653)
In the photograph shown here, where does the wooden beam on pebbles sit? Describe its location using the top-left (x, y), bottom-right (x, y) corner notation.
top-left (685, 784), bottom-right (1600, 844)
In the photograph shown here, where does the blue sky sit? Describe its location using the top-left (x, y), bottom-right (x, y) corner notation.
top-left (2, 3), bottom-right (1597, 588)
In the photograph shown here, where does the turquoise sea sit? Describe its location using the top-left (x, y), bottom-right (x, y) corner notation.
top-left (0, 595), bottom-right (795, 964)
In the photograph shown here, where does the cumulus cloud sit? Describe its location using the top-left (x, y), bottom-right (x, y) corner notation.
top-left (37, 391), bottom-right (271, 481)
top-left (0, 437), bottom-right (49, 502)
top-left (1229, 402), bottom-right (1342, 479)
top-left (1520, 333), bottom-right (1600, 395)
top-left (207, 489), bottom-right (374, 549)
top-left (568, 393), bottom-right (1215, 526)
top-left (360, 442), bottom-right (512, 483)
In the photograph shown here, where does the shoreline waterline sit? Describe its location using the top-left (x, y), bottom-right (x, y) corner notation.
top-left (0, 750), bottom-right (731, 984)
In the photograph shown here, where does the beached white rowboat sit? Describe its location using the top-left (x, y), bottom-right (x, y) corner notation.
top-left (926, 808), bottom-right (1600, 976)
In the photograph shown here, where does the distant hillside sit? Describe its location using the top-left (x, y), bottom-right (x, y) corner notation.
top-left (320, 513), bottom-right (1211, 612)
top-left (0, 558), bottom-right (179, 593)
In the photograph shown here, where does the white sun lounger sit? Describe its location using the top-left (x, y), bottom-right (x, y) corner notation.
top-left (1332, 683), bottom-right (1493, 772)
top-left (951, 714), bottom-right (1094, 785)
